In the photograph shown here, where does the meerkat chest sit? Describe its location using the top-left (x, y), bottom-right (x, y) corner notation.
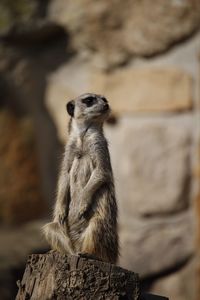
top-left (69, 141), bottom-right (94, 188)
top-left (69, 145), bottom-right (94, 215)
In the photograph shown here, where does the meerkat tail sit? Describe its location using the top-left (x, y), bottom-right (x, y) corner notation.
top-left (42, 222), bottom-right (74, 255)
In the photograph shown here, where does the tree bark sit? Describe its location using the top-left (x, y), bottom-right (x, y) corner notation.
top-left (16, 251), bottom-right (140, 300)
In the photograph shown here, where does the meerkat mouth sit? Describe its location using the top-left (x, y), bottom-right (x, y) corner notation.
top-left (102, 103), bottom-right (109, 112)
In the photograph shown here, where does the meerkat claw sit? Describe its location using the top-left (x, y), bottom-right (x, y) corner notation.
top-left (78, 211), bottom-right (86, 220)
top-left (59, 214), bottom-right (67, 225)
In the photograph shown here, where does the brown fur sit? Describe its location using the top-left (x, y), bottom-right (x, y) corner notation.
top-left (43, 93), bottom-right (119, 264)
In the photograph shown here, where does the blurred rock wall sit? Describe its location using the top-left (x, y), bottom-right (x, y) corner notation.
top-left (0, 0), bottom-right (199, 299)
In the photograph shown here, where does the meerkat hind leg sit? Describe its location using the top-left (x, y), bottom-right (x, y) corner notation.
top-left (80, 218), bottom-right (106, 261)
top-left (43, 222), bottom-right (74, 255)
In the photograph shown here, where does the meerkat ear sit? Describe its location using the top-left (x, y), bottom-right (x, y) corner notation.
top-left (66, 100), bottom-right (75, 117)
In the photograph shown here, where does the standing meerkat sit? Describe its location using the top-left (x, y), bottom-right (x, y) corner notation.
top-left (43, 93), bottom-right (119, 264)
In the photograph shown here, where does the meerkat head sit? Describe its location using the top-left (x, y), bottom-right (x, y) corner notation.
top-left (66, 93), bottom-right (110, 124)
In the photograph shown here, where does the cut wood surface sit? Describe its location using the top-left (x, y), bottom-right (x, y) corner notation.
top-left (16, 251), bottom-right (140, 300)
top-left (16, 251), bottom-right (169, 299)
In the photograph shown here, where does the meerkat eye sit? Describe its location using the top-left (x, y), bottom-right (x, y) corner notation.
top-left (82, 96), bottom-right (96, 106)
top-left (101, 97), bottom-right (108, 103)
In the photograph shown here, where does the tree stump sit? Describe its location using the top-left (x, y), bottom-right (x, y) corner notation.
top-left (16, 251), bottom-right (169, 300)
top-left (16, 251), bottom-right (140, 300)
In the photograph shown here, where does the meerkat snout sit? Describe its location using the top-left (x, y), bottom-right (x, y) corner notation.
top-left (102, 103), bottom-right (109, 111)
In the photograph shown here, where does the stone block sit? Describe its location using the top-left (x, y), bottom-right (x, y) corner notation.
top-left (149, 258), bottom-right (196, 300)
top-left (105, 115), bottom-right (193, 216)
top-left (0, 110), bottom-right (44, 224)
top-left (119, 211), bottom-right (194, 277)
top-left (91, 68), bottom-right (193, 113)
top-left (48, 0), bottom-right (200, 67)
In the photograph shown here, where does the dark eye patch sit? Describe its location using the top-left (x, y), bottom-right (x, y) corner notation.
top-left (82, 96), bottom-right (96, 106)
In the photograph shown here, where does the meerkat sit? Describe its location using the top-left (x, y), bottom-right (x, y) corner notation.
top-left (43, 93), bottom-right (119, 264)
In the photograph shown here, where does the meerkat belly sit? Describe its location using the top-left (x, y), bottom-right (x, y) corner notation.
top-left (68, 155), bottom-right (94, 222)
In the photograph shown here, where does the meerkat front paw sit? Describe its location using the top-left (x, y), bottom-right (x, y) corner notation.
top-left (58, 212), bottom-right (67, 225)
